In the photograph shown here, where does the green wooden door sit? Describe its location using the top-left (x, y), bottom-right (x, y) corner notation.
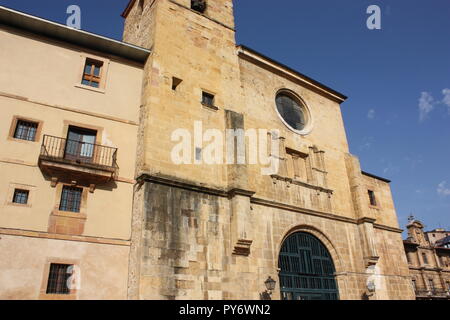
top-left (279, 232), bottom-right (339, 300)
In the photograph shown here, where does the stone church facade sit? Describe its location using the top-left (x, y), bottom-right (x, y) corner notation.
top-left (404, 218), bottom-right (450, 300)
top-left (0, 0), bottom-right (415, 300)
top-left (122, 0), bottom-right (414, 300)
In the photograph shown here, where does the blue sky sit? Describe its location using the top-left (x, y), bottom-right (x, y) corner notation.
top-left (1, 0), bottom-right (449, 233)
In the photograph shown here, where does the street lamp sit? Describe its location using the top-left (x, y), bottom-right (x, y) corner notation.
top-left (264, 276), bottom-right (276, 295)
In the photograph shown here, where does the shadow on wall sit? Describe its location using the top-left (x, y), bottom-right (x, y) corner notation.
top-left (260, 292), bottom-right (272, 300)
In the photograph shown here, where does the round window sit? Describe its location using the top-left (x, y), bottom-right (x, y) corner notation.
top-left (275, 91), bottom-right (311, 134)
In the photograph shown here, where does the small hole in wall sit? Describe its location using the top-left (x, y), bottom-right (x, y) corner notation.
top-left (191, 0), bottom-right (207, 14)
top-left (172, 77), bottom-right (183, 91)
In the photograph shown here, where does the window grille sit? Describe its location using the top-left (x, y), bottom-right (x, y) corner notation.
top-left (59, 186), bottom-right (82, 213)
top-left (13, 189), bottom-right (29, 204)
top-left (46, 264), bottom-right (72, 294)
top-left (14, 120), bottom-right (38, 141)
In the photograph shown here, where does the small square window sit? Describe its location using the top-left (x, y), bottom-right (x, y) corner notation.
top-left (82, 59), bottom-right (103, 88)
top-left (59, 186), bottom-right (83, 213)
top-left (202, 91), bottom-right (215, 107)
top-left (368, 190), bottom-right (377, 206)
top-left (14, 120), bottom-right (38, 141)
top-left (46, 263), bottom-right (73, 295)
top-left (13, 189), bottom-right (29, 204)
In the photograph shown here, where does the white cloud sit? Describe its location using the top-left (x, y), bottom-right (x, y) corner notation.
top-left (442, 89), bottom-right (450, 111)
top-left (437, 181), bottom-right (450, 196)
top-left (359, 136), bottom-right (374, 151)
top-left (419, 92), bottom-right (434, 122)
top-left (382, 163), bottom-right (399, 176)
top-left (367, 109), bottom-right (375, 119)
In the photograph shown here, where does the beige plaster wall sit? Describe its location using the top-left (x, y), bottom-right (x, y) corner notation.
top-left (0, 97), bottom-right (136, 240)
top-left (0, 235), bottom-right (129, 300)
top-left (0, 27), bottom-right (143, 123)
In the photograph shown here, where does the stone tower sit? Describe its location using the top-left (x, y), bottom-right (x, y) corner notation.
top-left (406, 219), bottom-right (428, 246)
top-left (122, 0), bottom-right (252, 299)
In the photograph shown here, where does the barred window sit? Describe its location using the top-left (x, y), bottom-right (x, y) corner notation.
top-left (46, 263), bottom-right (72, 295)
top-left (82, 58), bottom-right (103, 88)
top-left (13, 189), bottom-right (29, 204)
top-left (14, 120), bottom-right (38, 141)
top-left (59, 186), bottom-right (82, 213)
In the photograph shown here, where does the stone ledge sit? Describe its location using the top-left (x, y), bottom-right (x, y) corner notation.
top-left (0, 227), bottom-right (131, 246)
top-left (138, 173), bottom-right (402, 233)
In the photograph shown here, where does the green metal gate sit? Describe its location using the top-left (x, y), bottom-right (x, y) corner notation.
top-left (279, 232), bottom-right (339, 300)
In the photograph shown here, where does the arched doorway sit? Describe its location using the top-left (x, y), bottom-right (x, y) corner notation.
top-left (278, 232), bottom-right (339, 300)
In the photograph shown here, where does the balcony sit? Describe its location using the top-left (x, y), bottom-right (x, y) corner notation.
top-left (415, 287), bottom-right (450, 300)
top-left (38, 135), bottom-right (118, 186)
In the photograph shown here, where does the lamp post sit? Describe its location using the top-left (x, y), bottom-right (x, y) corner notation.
top-left (264, 276), bottom-right (276, 296)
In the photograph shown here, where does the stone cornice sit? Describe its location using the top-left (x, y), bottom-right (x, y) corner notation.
top-left (357, 217), bottom-right (377, 224)
top-left (138, 173), bottom-right (404, 233)
top-left (228, 188), bottom-right (256, 198)
top-left (373, 224), bottom-right (404, 234)
top-left (409, 266), bottom-right (443, 272)
top-left (250, 196), bottom-right (356, 224)
top-left (137, 173), bottom-right (229, 197)
top-left (270, 174), bottom-right (334, 194)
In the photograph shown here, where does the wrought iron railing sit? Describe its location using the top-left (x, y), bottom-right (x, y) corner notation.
top-left (40, 135), bottom-right (118, 172)
top-left (415, 287), bottom-right (450, 298)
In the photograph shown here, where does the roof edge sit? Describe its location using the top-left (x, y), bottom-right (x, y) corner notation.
top-left (361, 171), bottom-right (391, 183)
top-left (122, 0), bottom-right (137, 18)
top-left (0, 5), bottom-right (150, 63)
top-left (237, 45), bottom-right (348, 103)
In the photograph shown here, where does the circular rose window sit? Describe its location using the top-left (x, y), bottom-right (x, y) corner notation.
top-left (275, 91), bottom-right (312, 135)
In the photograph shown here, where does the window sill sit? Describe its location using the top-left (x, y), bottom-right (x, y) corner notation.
top-left (369, 205), bottom-right (381, 210)
top-left (7, 202), bottom-right (32, 208)
top-left (201, 102), bottom-right (219, 111)
top-left (39, 292), bottom-right (77, 300)
top-left (74, 83), bottom-right (106, 94)
top-left (7, 136), bottom-right (38, 144)
top-left (52, 210), bottom-right (87, 220)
